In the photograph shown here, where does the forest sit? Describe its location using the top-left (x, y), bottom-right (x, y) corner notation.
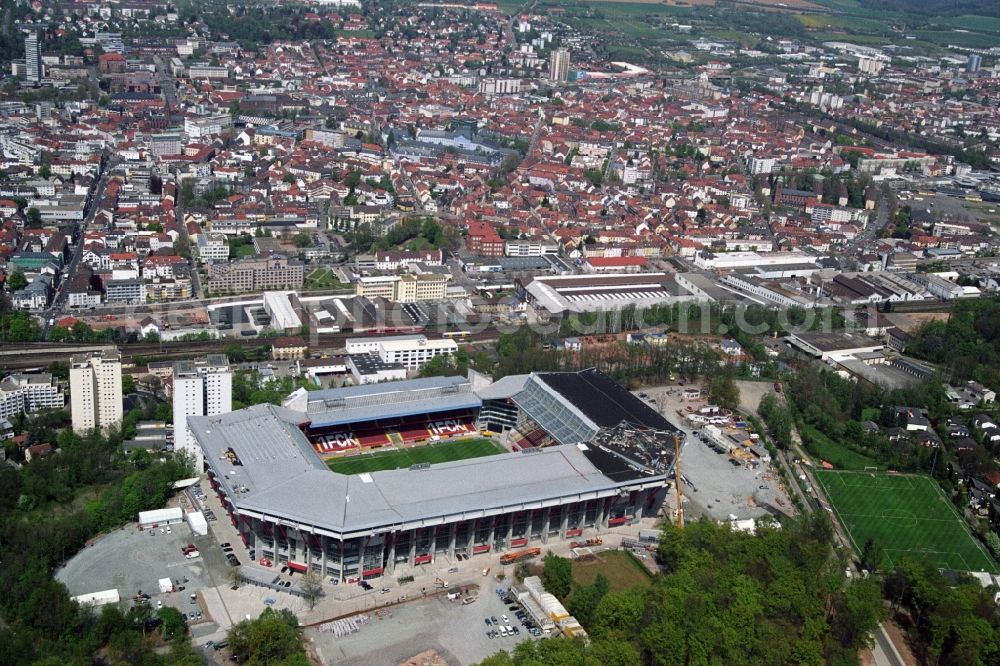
top-left (0, 427), bottom-right (197, 664)
top-left (906, 297), bottom-right (1000, 392)
top-left (479, 515), bottom-right (886, 666)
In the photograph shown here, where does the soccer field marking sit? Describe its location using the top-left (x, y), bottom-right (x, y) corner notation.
top-left (815, 470), bottom-right (999, 573)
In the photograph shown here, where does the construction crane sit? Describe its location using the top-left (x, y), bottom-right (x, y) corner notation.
top-left (674, 433), bottom-right (684, 529)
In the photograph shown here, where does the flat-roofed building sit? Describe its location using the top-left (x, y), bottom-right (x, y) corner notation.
top-left (190, 374), bottom-right (672, 582)
top-left (346, 334), bottom-right (457, 370)
top-left (517, 272), bottom-right (700, 315)
top-left (70, 350), bottom-right (123, 433)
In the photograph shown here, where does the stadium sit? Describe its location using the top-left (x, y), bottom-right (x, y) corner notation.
top-left (190, 369), bottom-right (681, 583)
top-left (282, 377), bottom-right (482, 456)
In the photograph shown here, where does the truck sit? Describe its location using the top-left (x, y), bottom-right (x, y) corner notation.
top-left (434, 578), bottom-right (449, 589)
top-left (499, 547), bottom-right (541, 565)
top-left (568, 537), bottom-right (603, 549)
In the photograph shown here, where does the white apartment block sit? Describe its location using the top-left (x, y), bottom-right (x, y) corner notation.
top-left (505, 239), bottom-right (559, 257)
top-left (70, 351), bottom-right (123, 433)
top-left (172, 355), bottom-right (232, 471)
top-left (195, 232), bottom-right (230, 262)
top-left (345, 335), bottom-right (458, 370)
top-left (0, 373), bottom-right (64, 419)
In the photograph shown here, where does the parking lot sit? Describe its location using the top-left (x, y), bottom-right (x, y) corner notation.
top-left (633, 384), bottom-right (793, 522)
top-left (55, 519), bottom-right (228, 635)
top-left (309, 581), bottom-right (534, 666)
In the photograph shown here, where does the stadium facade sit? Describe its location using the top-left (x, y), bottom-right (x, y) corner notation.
top-left (190, 370), bottom-right (680, 583)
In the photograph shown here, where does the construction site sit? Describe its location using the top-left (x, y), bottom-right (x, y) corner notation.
top-left (637, 384), bottom-right (795, 524)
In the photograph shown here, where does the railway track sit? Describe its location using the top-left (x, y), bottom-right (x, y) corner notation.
top-left (0, 327), bottom-right (500, 372)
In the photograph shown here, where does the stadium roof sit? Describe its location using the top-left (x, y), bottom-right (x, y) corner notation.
top-left (286, 376), bottom-right (482, 428)
top-left (189, 404), bottom-right (661, 537)
top-left (513, 368), bottom-right (680, 446)
top-left (307, 394), bottom-right (481, 428)
top-left (474, 373), bottom-right (530, 401)
top-left (303, 375), bottom-right (469, 403)
top-left (535, 369), bottom-right (678, 431)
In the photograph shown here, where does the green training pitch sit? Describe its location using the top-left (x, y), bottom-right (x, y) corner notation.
top-left (815, 470), bottom-right (998, 573)
top-left (326, 438), bottom-right (506, 475)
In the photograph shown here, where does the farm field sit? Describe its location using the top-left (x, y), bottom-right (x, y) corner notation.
top-left (326, 438), bottom-right (506, 475)
top-left (815, 470), bottom-right (998, 574)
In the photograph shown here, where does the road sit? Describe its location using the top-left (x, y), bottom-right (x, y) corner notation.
top-left (172, 174), bottom-right (203, 299)
top-left (42, 153), bottom-right (114, 336)
top-left (843, 194), bottom-right (891, 256)
top-left (154, 55), bottom-right (178, 109)
top-left (872, 624), bottom-right (906, 666)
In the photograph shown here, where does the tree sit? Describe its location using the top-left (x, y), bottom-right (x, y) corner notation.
top-left (541, 552), bottom-right (572, 600)
top-left (6, 271), bottom-right (27, 292)
top-left (859, 537), bottom-right (883, 572)
top-left (122, 374), bottom-right (136, 395)
top-left (567, 573), bottom-right (609, 626)
top-left (26, 207), bottom-right (42, 227)
top-left (292, 233), bottom-right (313, 249)
top-left (299, 571), bottom-right (323, 610)
top-left (157, 606), bottom-right (187, 641)
top-left (173, 237), bottom-right (191, 260)
top-left (227, 565), bottom-right (242, 589)
top-left (708, 372), bottom-right (740, 410)
top-left (228, 607), bottom-right (307, 666)
top-left (154, 403), bottom-right (172, 422)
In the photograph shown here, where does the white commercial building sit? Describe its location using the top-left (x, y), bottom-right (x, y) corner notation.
top-left (345, 334), bottom-right (458, 370)
top-left (72, 589), bottom-right (121, 608)
top-left (138, 507), bottom-right (183, 529)
top-left (693, 250), bottom-right (819, 271)
top-left (187, 511), bottom-right (208, 536)
top-left (263, 291), bottom-right (302, 332)
top-left (173, 355), bottom-right (232, 471)
top-left (70, 351), bottom-right (123, 433)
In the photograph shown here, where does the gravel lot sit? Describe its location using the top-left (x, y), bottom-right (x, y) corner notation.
top-left (55, 512), bottom-right (235, 639)
top-left (633, 384), bottom-right (793, 522)
top-left (309, 581), bottom-right (533, 666)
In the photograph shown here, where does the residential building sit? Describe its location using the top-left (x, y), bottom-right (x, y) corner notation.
top-left (549, 48), bottom-right (570, 83)
top-left (195, 232), bottom-right (230, 262)
top-left (70, 351), bottom-right (123, 433)
top-left (106, 278), bottom-right (147, 305)
top-left (272, 337), bottom-right (309, 361)
top-left (0, 373), bottom-right (64, 417)
top-left (24, 31), bottom-right (42, 84)
top-left (172, 355), bottom-right (232, 471)
top-left (207, 255), bottom-right (304, 294)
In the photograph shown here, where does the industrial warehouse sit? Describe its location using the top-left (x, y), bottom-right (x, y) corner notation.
top-left (189, 369), bottom-right (681, 584)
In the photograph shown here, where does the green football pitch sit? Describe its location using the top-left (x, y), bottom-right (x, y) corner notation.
top-left (326, 438), bottom-right (506, 475)
top-left (814, 470), bottom-right (998, 573)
